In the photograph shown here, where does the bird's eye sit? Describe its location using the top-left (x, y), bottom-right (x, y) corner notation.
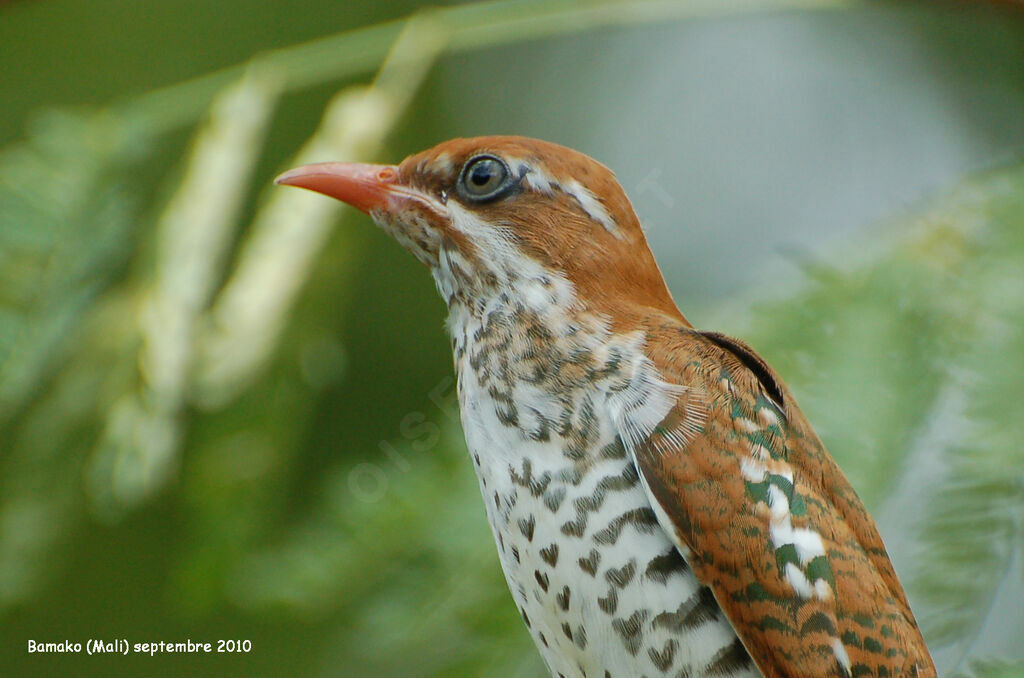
top-left (457, 155), bottom-right (513, 202)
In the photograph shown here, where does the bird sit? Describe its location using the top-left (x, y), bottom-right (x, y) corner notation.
top-left (276, 136), bottom-right (937, 678)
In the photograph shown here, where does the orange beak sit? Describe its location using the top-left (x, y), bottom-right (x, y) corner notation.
top-left (275, 162), bottom-right (402, 214)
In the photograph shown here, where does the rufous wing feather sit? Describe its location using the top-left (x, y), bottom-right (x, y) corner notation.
top-left (633, 327), bottom-right (936, 677)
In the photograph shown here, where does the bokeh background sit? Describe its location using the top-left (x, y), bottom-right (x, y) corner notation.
top-left (2, 0), bottom-right (1024, 676)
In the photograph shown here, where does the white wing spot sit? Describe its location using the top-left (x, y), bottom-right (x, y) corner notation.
top-left (735, 417), bottom-right (760, 433)
top-left (758, 406), bottom-right (781, 427)
top-left (784, 562), bottom-right (814, 598)
top-left (792, 528), bottom-right (826, 563)
top-left (831, 638), bottom-right (852, 675)
top-left (767, 484), bottom-right (790, 523)
top-left (814, 578), bottom-right (834, 601)
top-left (746, 448), bottom-right (832, 601)
top-left (740, 457), bottom-right (767, 483)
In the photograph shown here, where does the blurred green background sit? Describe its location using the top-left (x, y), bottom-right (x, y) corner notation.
top-left (2, 1), bottom-right (1024, 676)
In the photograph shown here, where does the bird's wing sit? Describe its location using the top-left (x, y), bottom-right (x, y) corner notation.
top-left (632, 327), bottom-right (935, 678)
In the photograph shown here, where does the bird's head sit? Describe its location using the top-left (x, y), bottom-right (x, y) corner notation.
top-left (277, 136), bottom-right (683, 323)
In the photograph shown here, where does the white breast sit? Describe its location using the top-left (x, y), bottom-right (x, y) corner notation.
top-left (447, 290), bottom-right (758, 678)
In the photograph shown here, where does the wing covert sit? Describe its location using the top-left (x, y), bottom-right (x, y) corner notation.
top-left (632, 328), bottom-right (936, 678)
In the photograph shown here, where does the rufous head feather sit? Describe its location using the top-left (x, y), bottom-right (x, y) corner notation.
top-left (277, 136), bottom-right (685, 323)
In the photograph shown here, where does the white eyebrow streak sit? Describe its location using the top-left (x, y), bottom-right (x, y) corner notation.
top-left (509, 158), bottom-right (621, 237)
